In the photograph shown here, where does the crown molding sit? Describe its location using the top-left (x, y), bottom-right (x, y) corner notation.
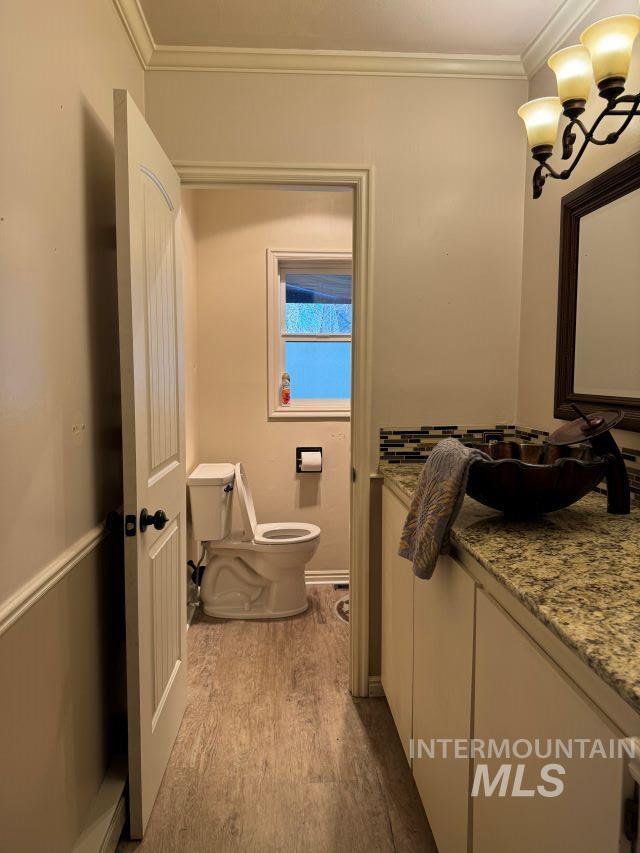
top-left (148, 44), bottom-right (525, 79)
top-left (112, 0), bottom-right (155, 68)
top-left (522, 0), bottom-right (600, 78)
top-left (112, 0), bottom-right (595, 80)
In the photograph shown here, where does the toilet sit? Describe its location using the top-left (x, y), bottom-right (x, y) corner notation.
top-left (188, 462), bottom-right (321, 619)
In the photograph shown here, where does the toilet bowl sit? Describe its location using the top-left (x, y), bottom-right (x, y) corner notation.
top-left (188, 462), bottom-right (321, 619)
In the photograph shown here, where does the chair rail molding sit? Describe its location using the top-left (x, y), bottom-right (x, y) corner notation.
top-left (0, 523), bottom-right (108, 638)
top-left (113, 0), bottom-right (600, 80)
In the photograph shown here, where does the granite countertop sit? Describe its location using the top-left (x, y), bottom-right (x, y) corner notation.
top-left (379, 462), bottom-right (640, 716)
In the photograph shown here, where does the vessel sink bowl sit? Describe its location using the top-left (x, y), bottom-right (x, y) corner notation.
top-left (465, 441), bottom-right (607, 516)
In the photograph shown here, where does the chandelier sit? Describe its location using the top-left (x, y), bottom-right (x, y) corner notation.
top-left (518, 13), bottom-right (640, 198)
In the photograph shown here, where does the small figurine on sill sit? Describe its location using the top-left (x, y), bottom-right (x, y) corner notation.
top-left (280, 372), bottom-right (291, 406)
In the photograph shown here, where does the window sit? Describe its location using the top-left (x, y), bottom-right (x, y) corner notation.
top-left (268, 250), bottom-right (352, 418)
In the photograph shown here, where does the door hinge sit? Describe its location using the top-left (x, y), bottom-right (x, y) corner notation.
top-left (125, 514), bottom-right (137, 537)
top-left (352, 467), bottom-right (356, 483)
top-left (624, 794), bottom-right (639, 844)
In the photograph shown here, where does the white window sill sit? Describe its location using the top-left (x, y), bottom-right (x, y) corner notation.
top-left (269, 406), bottom-right (351, 421)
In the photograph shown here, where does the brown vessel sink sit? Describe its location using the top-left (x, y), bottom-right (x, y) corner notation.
top-left (464, 441), bottom-right (607, 516)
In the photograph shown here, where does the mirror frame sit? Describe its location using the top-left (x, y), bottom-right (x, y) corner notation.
top-left (555, 149), bottom-right (640, 432)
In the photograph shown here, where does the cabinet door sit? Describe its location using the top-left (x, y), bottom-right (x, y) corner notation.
top-left (412, 555), bottom-right (476, 853)
top-left (473, 591), bottom-right (627, 853)
top-left (381, 487), bottom-right (414, 761)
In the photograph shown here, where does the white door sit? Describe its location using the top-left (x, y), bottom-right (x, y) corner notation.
top-left (114, 89), bottom-right (187, 839)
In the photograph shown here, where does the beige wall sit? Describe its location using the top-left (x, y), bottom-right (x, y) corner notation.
top-left (0, 0), bottom-right (143, 847)
top-left (517, 0), bottom-right (640, 454)
top-left (182, 188), bottom-right (200, 474)
top-left (0, 537), bottom-right (126, 853)
top-left (1, 0), bottom-right (143, 606)
top-left (193, 187), bottom-right (353, 575)
top-left (182, 188), bottom-right (201, 573)
top-left (145, 70), bottom-right (529, 467)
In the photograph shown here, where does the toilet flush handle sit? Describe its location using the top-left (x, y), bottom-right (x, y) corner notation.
top-left (140, 508), bottom-right (169, 532)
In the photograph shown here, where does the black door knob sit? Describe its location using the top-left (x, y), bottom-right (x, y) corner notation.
top-left (140, 508), bottom-right (169, 532)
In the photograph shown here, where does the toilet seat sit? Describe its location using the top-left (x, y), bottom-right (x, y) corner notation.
top-left (234, 463), bottom-right (320, 547)
top-left (254, 522), bottom-right (321, 546)
top-left (235, 462), bottom-right (258, 541)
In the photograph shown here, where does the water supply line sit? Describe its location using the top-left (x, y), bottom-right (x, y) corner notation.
top-left (187, 543), bottom-right (207, 589)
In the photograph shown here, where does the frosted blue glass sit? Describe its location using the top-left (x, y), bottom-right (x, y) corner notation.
top-left (285, 304), bottom-right (352, 334)
top-left (285, 341), bottom-right (351, 399)
top-left (285, 272), bottom-right (352, 334)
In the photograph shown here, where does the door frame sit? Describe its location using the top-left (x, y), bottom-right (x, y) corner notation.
top-left (176, 162), bottom-right (374, 697)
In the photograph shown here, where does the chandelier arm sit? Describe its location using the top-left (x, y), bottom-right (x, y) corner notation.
top-left (531, 91), bottom-right (640, 197)
top-left (602, 94), bottom-right (640, 142)
top-left (532, 163), bottom-right (547, 199)
top-left (562, 112), bottom-right (610, 160)
top-left (563, 100), bottom-right (635, 159)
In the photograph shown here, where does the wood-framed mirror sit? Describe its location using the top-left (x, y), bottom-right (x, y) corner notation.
top-left (555, 149), bottom-right (640, 432)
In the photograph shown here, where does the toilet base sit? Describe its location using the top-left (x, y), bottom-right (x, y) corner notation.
top-left (202, 600), bottom-right (308, 620)
top-left (200, 553), bottom-right (309, 620)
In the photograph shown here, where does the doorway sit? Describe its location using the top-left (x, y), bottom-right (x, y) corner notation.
top-left (177, 163), bottom-right (373, 698)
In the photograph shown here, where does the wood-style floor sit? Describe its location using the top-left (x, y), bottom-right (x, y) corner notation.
top-left (118, 585), bottom-right (436, 852)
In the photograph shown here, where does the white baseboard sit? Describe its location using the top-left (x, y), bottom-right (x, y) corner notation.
top-left (368, 676), bottom-right (385, 698)
top-left (186, 600), bottom-right (199, 628)
top-left (305, 569), bottom-right (349, 586)
top-left (73, 756), bottom-right (127, 853)
top-left (100, 794), bottom-right (126, 853)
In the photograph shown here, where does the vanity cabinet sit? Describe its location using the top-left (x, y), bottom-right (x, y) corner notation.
top-left (473, 590), bottom-right (627, 853)
top-left (413, 555), bottom-right (476, 853)
top-left (381, 487), bottom-right (414, 761)
top-left (380, 481), bottom-right (636, 853)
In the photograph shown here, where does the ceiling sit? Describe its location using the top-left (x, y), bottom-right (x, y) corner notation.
top-left (138, 0), bottom-right (570, 55)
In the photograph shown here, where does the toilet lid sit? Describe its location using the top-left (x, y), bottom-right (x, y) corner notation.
top-left (235, 463), bottom-right (257, 542)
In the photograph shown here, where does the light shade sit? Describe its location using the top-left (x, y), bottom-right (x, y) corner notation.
top-left (580, 14), bottom-right (640, 84)
top-left (548, 44), bottom-right (593, 104)
top-left (517, 97), bottom-right (563, 152)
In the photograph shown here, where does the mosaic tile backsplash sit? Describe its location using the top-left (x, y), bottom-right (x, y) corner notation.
top-left (621, 446), bottom-right (640, 498)
top-left (379, 423), bottom-right (640, 503)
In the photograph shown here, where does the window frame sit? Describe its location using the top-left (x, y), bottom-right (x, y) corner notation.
top-left (267, 249), bottom-right (353, 419)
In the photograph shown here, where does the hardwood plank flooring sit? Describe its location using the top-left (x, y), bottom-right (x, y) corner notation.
top-left (118, 585), bottom-right (436, 852)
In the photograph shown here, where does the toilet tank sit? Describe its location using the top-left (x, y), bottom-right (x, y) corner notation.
top-left (188, 463), bottom-right (235, 542)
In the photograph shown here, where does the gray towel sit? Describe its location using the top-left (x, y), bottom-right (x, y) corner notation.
top-left (398, 438), bottom-right (489, 579)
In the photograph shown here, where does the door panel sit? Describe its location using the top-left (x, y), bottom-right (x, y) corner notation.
top-left (381, 486), bottom-right (414, 762)
top-left (150, 522), bottom-right (181, 717)
top-left (143, 171), bottom-right (179, 472)
top-left (114, 89), bottom-right (187, 839)
top-left (413, 555), bottom-right (476, 853)
top-left (473, 591), bottom-right (626, 853)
